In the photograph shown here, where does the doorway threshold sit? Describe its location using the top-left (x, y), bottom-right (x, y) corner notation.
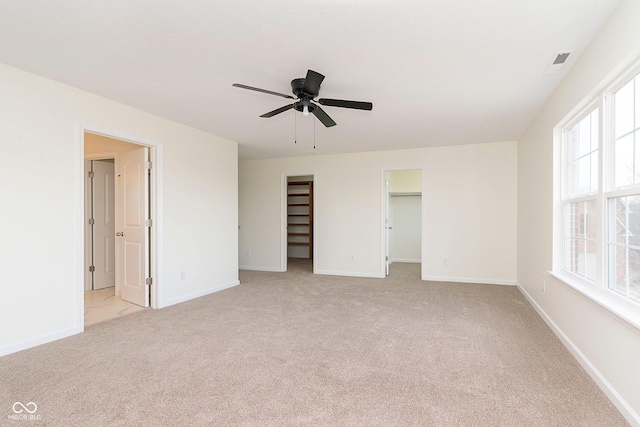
top-left (84, 287), bottom-right (146, 327)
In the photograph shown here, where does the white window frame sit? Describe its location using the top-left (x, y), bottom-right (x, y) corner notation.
top-left (553, 61), bottom-right (640, 331)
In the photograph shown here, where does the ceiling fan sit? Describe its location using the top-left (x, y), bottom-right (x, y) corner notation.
top-left (232, 69), bottom-right (373, 127)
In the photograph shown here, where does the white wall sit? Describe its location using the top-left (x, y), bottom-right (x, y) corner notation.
top-left (517, 0), bottom-right (640, 423)
top-left (388, 169), bottom-right (421, 193)
top-left (239, 141), bottom-right (517, 283)
top-left (0, 63), bottom-right (238, 356)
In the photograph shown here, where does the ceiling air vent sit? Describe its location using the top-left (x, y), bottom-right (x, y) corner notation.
top-left (544, 50), bottom-right (575, 75)
top-left (553, 52), bottom-right (571, 65)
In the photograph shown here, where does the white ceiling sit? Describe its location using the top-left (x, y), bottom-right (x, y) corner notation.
top-left (0, 0), bottom-right (621, 159)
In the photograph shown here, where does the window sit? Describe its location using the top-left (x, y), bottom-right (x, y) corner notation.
top-left (559, 69), bottom-right (640, 308)
top-left (607, 73), bottom-right (640, 303)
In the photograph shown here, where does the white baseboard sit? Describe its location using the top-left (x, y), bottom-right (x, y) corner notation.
top-left (314, 269), bottom-right (385, 279)
top-left (421, 275), bottom-right (516, 286)
top-left (239, 265), bottom-right (283, 272)
top-left (160, 280), bottom-right (240, 308)
top-left (516, 282), bottom-right (640, 427)
top-left (390, 258), bottom-right (421, 264)
top-left (0, 325), bottom-right (83, 358)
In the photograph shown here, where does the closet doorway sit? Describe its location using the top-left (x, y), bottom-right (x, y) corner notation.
top-left (383, 169), bottom-right (423, 278)
top-left (283, 174), bottom-right (315, 273)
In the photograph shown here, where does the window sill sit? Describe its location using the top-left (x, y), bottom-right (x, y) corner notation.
top-left (549, 271), bottom-right (640, 333)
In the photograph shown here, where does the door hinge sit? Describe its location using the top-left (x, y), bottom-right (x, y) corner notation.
top-left (385, 256), bottom-right (389, 261)
top-left (88, 171), bottom-right (95, 178)
top-left (146, 219), bottom-right (153, 227)
top-left (89, 265), bottom-right (95, 272)
top-left (145, 277), bottom-right (153, 286)
top-left (145, 161), bottom-right (152, 170)
top-left (88, 218), bottom-right (95, 225)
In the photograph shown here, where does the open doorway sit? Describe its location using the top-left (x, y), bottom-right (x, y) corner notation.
top-left (83, 132), bottom-right (157, 326)
top-left (383, 169), bottom-right (423, 279)
top-left (283, 174), bottom-right (315, 273)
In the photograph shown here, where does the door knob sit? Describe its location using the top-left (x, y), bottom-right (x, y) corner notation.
top-left (116, 232), bottom-right (124, 237)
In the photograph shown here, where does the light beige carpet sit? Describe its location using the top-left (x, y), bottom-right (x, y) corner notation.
top-left (0, 261), bottom-right (628, 426)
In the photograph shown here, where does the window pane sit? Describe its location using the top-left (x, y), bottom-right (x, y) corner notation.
top-left (566, 109), bottom-right (598, 197)
top-left (567, 126), bottom-right (579, 162)
top-left (590, 109), bottom-right (599, 152)
top-left (609, 245), bottom-right (640, 302)
top-left (614, 197), bottom-right (629, 245)
top-left (576, 239), bottom-right (586, 276)
top-left (610, 244), bottom-right (627, 296)
top-left (578, 115), bottom-right (591, 157)
top-left (614, 133), bottom-right (634, 187)
top-left (636, 76), bottom-right (640, 130)
top-left (611, 194), bottom-right (640, 246)
top-left (569, 202), bottom-right (582, 237)
top-left (585, 206), bottom-right (597, 242)
top-left (613, 75), bottom-right (640, 189)
top-left (614, 79), bottom-right (634, 139)
top-left (609, 245), bottom-right (640, 301)
top-left (608, 194), bottom-right (640, 299)
top-left (568, 161), bottom-right (578, 196)
top-left (636, 132), bottom-right (640, 184)
top-left (591, 152), bottom-right (598, 193)
top-left (564, 201), bottom-right (597, 280)
top-left (563, 235), bottom-right (572, 271)
top-left (577, 156), bottom-right (591, 195)
top-left (630, 247), bottom-right (640, 303)
top-left (627, 195), bottom-right (640, 247)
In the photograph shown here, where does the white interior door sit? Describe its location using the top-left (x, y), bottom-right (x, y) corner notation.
top-left (92, 160), bottom-right (116, 289)
top-left (119, 147), bottom-right (150, 307)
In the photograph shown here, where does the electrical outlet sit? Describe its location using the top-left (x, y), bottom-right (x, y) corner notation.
top-left (344, 255), bottom-right (349, 262)
top-left (180, 270), bottom-right (186, 281)
top-left (443, 258), bottom-right (447, 265)
top-left (543, 279), bottom-right (546, 293)
top-left (350, 255), bottom-right (355, 262)
top-left (245, 249), bottom-right (251, 257)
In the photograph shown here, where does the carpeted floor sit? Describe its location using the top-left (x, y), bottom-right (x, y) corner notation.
top-left (0, 261), bottom-right (628, 426)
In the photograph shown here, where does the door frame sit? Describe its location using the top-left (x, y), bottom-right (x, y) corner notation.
top-left (84, 153), bottom-right (118, 292)
top-left (381, 167), bottom-right (425, 278)
top-left (281, 172), bottom-right (317, 273)
top-left (76, 124), bottom-right (163, 330)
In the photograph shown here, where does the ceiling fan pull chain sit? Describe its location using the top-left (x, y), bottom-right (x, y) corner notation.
top-left (294, 108), bottom-right (297, 144)
top-left (313, 115), bottom-right (316, 150)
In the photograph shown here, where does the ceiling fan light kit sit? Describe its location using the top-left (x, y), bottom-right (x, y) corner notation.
top-left (233, 69), bottom-right (373, 128)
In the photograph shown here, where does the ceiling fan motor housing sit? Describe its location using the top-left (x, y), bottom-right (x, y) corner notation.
top-left (291, 78), bottom-right (305, 97)
top-left (291, 78), bottom-right (318, 113)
